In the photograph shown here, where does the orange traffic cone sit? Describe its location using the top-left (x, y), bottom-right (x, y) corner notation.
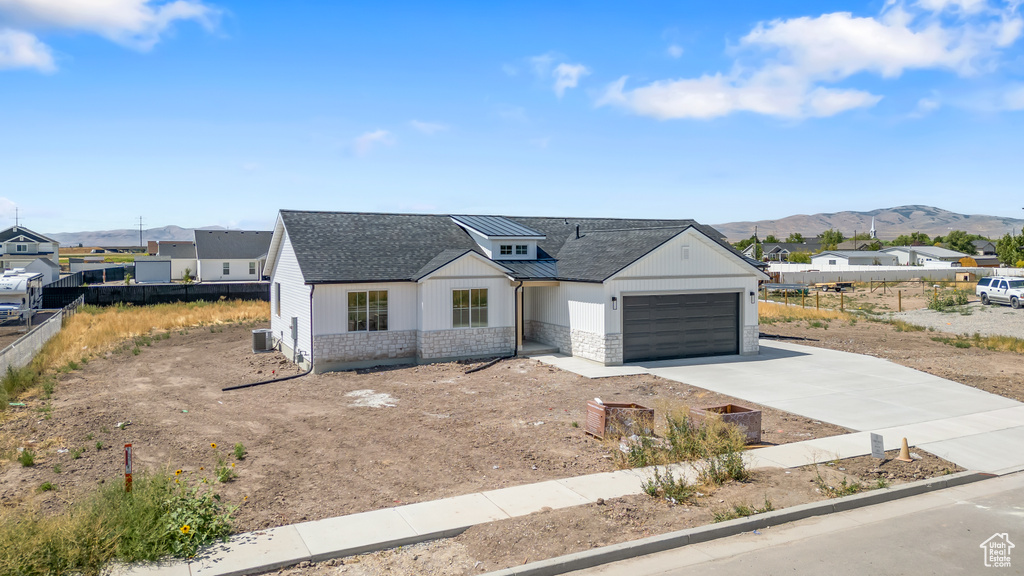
top-left (895, 437), bottom-right (913, 462)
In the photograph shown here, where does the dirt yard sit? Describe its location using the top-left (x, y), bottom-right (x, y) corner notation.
top-left (0, 323), bottom-right (851, 532)
top-left (769, 280), bottom-right (979, 314)
top-left (762, 316), bottom-right (1024, 402)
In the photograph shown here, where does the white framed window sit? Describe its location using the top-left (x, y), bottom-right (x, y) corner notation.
top-left (249, 262), bottom-right (257, 275)
top-left (348, 290), bottom-right (388, 331)
top-left (223, 262), bottom-right (230, 275)
top-left (515, 245), bottom-right (528, 255)
top-left (828, 259), bottom-right (837, 265)
top-left (452, 288), bottom-right (488, 328)
top-left (274, 283), bottom-right (281, 316)
top-left (499, 245), bottom-right (512, 256)
top-left (16, 244), bottom-right (26, 252)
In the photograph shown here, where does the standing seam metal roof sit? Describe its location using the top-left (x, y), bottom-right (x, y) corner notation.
top-left (450, 215), bottom-right (546, 238)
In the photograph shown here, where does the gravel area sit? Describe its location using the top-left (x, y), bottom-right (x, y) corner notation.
top-left (889, 302), bottom-right (1024, 339)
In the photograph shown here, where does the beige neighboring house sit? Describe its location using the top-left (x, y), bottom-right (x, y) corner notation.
top-left (0, 225), bottom-right (60, 284)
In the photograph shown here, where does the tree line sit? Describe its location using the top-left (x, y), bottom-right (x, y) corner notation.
top-left (732, 227), bottom-right (1024, 267)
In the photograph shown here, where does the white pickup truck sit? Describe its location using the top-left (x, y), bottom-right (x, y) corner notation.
top-left (976, 276), bottom-right (1024, 309)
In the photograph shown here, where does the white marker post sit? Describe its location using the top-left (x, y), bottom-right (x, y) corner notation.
top-left (870, 433), bottom-right (885, 459)
top-left (124, 443), bottom-right (133, 493)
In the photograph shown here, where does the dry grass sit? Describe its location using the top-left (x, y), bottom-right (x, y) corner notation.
top-left (758, 302), bottom-right (853, 324)
top-left (979, 335), bottom-right (1024, 355)
top-left (44, 301), bottom-right (269, 370)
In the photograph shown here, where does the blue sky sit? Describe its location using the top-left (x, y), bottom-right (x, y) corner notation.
top-left (1, 0), bottom-right (1023, 234)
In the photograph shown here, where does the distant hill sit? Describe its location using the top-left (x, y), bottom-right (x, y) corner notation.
top-left (47, 225), bottom-right (224, 247)
top-left (714, 205), bottom-right (1024, 242)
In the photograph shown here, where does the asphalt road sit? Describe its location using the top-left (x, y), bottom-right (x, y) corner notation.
top-left (575, 472), bottom-right (1024, 576)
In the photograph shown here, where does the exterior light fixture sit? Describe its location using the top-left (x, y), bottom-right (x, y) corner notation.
top-left (750, 291), bottom-right (756, 304)
top-left (611, 296), bottom-right (618, 310)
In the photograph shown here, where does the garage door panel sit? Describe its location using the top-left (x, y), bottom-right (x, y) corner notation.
top-left (622, 292), bottom-right (739, 362)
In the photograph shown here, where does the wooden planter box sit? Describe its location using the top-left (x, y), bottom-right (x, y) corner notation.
top-left (689, 404), bottom-right (762, 444)
top-left (585, 400), bottom-right (654, 439)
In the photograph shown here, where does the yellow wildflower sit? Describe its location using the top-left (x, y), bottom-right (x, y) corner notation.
top-left (175, 469), bottom-right (182, 476)
top-left (210, 443), bottom-right (217, 449)
top-left (181, 525), bottom-right (191, 534)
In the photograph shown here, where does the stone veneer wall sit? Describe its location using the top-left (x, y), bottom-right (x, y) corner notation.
top-left (418, 326), bottom-right (514, 360)
top-left (313, 330), bottom-right (417, 364)
top-left (742, 325), bottom-right (759, 355)
top-left (525, 320), bottom-right (611, 364)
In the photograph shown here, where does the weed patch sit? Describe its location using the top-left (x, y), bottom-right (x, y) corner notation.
top-left (712, 497), bottom-right (775, 522)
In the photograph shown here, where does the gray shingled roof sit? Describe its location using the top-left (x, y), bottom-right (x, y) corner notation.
top-left (0, 226), bottom-right (55, 244)
top-left (194, 230), bottom-right (272, 260)
top-left (157, 241), bottom-right (197, 259)
top-left (278, 211), bottom-right (759, 284)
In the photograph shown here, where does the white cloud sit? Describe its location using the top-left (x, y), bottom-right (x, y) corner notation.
top-left (526, 52), bottom-right (590, 96)
top-left (666, 44), bottom-right (684, 58)
top-left (1003, 85), bottom-right (1024, 109)
top-left (917, 0), bottom-right (990, 14)
top-left (0, 0), bottom-right (218, 73)
top-left (913, 96), bottom-right (942, 116)
top-left (0, 28), bottom-right (54, 71)
top-left (0, 0), bottom-right (218, 50)
top-left (409, 120), bottom-right (448, 134)
top-left (552, 62), bottom-right (589, 97)
top-left (352, 129), bottom-right (394, 156)
top-left (599, 1), bottom-right (1024, 120)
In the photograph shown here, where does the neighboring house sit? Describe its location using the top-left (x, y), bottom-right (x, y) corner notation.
top-left (971, 239), bottom-right (997, 256)
top-left (881, 246), bottom-right (968, 266)
top-left (811, 251), bottom-right (899, 267)
top-left (194, 231), bottom-right (271, 282)
top-left (0, 226), bottom-right (60, 282)
top-left (746, 242), bottom-right (821, 261)
top-left (264, 210), bottom-right (768, 372)
top-left (157, 241), bottom-right (198, 280)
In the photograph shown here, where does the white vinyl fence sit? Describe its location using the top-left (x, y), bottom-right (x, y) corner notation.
top-left (768, 265), bottom-right (1024, 285)
top-left (0, 296), bottom-right (83, 375)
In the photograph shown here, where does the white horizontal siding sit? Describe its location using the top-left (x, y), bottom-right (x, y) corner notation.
top-left (313, 282), bottom-right (418, 334)
top-left (419, 255), bottom-right (513, 331)
top-left (198, 259), bottom-right (263, 282)
top-left (269, 233), bottom-right (312, 360)
top-left (524, 282), bottom-right (604, 334)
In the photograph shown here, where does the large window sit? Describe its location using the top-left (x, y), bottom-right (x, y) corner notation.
top-left (223, 262), bottom-right (230, 275)
top-left (452, 288), bottom-right (488, 328)
top-left (348, 290), bottom-right (388, 331)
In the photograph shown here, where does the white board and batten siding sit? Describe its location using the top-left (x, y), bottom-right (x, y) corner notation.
top-left (269, 234), bottom-right (312, 360)
top-left (313, 282), bottom-right (418, 334)
top-left (605, 228), bottom-right (761, 333)
top-left (417, 254), bottom-right (514, 331)
top-left (523, 282), bottom-right (605, 334)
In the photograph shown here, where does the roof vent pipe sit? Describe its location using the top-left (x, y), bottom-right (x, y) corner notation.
top-left (576, 225), bottom-right (580, 239)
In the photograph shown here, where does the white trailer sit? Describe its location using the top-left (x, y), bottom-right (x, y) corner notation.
top-left (0, 269), bottom-right (44, 318)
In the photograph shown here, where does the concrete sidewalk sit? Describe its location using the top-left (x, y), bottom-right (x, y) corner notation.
top-left (533, 339), bottom-right (1024, 473)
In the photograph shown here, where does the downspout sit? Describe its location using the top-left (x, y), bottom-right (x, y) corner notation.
top-left (513, 280), bottom-right (523, 357)
top-left (223, 284), bottom-right (315, 392)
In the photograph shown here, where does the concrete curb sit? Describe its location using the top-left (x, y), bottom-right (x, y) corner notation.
top-left (480, 470), bottom-right (991, 576)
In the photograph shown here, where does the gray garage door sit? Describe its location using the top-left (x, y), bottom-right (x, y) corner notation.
top-left (622, 292), bottom-right (739, 362)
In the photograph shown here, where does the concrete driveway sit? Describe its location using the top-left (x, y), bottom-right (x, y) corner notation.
top-left (533, 340), bottom-right (1024, 473)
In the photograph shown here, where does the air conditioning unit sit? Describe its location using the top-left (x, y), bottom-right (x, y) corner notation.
top-left (251, 329), bottom-right (273, 353)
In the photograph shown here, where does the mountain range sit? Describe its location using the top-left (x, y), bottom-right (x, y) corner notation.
top-left (46, 226), bottom-right (222, 247)
top-left (43, 205), bottom-right (1024, 246)
top-left (714, 205), bottom-right (1024, 242)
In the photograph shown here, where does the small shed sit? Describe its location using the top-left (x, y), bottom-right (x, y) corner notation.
top-left (956, 271), bottom-right (977, 282)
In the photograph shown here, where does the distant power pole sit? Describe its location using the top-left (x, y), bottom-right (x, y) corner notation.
top-left (138, 216), bottom-right (144, 248)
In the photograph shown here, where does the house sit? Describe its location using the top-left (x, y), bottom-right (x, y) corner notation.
top-left (745, 242), bottom-right (821, 262)
top-left (158, 241), bottom-right (198, 280)
top-left (811, 251), bottom-right (899, 266)
top-left (971, 239), bottom-right (997, 256)
top-left (264, 210), bottom-right (768, 372)
top-left (881, 246), bottom-right (968, 266)
top-left (194, 231), bottom-right (271, 282)
top-left (0, 226), bottom-right (60, 283)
